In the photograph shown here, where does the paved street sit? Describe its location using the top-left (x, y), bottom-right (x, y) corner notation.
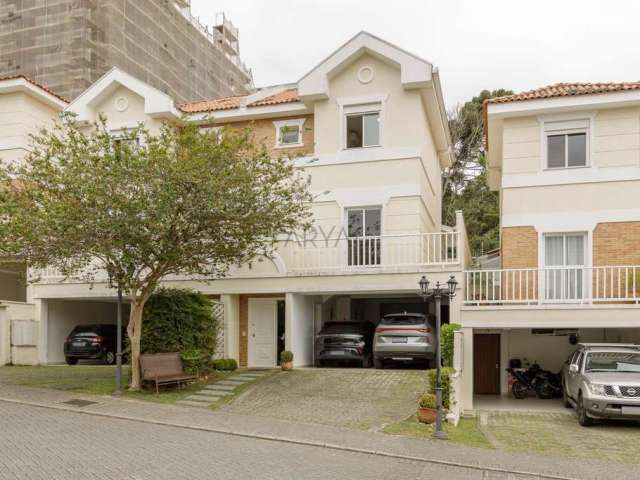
top-left (0, 401), bottom-right (472, 480)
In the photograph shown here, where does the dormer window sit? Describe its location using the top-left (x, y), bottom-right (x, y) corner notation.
top-left (274, 119), bottom-right (305, 148)
top-left (544, 119), bottom-right (589, 169)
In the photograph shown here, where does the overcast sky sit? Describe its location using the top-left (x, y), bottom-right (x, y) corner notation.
top-left (191, 0), bottom-right (640, 109)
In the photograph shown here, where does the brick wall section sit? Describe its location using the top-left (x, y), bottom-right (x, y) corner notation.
top-left (593, 221), bottom-right (640, 266)
top-left (203, 115), bottom-right (314, 158)
top-left (500, 226), bottom-right (538, 302)
top-left (238, 293), bottom-right (284, 368)
top-left (593, 221), bottom-right (640, 300)
top-left (501, 226), bottom-right (538, 269)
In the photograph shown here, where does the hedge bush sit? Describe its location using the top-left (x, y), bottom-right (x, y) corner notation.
top-left (426, 367), bottom-right (454, 409)
top-left (141, 288), bottom-right (219, 368)
top-left (213, 358), bottom-right (238, 371)
top-left (441, 323), bottom-right (461, 367)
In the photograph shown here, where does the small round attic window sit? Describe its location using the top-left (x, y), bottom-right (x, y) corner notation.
top-left (114, 96), bottom-right (129, 112)
top-left (357, 66), bottom-right (374, 84)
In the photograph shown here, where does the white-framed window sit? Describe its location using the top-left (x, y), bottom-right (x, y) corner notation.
top-left (543, 232), bottom-right (587, 301)
top-left (346, 207), bottom-right (382, 266)
top-left (273, 118), bottom-right (305, 148)
top-left (111, 128), bottom-right (141, 150)
top-left (200, 126), bottom-right (223, 143)
top-left (345, 110), bottom-right (381, 149)
top-left (544, 119), bottom-right (589, 169)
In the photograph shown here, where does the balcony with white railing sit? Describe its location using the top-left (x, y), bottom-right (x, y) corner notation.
top-left (283, 230), bottom-right (461, 275)
top-left (464, 266), bottom-right (640, 306)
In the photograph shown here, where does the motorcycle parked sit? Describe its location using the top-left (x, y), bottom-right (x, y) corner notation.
top-left (506, 363), bottom-right (562, 399)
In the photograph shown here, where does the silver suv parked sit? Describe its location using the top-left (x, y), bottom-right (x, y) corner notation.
top-left (373, 313), bottom-right (435, 369)
top-left (562, 343), bottom-right (640, 426)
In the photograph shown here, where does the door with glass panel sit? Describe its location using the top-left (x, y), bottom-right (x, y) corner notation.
top-left (347, 208), bottom-right (381, 266)
top-left (544, 233), bottom-right (586, 301)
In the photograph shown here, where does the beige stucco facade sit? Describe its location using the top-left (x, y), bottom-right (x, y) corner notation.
top-left (3, 33), bottom-right (464, 368)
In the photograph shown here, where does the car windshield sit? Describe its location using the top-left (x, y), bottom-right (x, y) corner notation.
top-left (320, 323), bottom-right (368, 334)
top-left (71, 325), bottom-right (98, 334)
top-left (585, 352), bottom-right (640, 372)
top-left (380, 315), bottom-right (424, 325)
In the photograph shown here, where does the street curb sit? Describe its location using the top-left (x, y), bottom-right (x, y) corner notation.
top-left (0, 396), bottom-right (577, 480)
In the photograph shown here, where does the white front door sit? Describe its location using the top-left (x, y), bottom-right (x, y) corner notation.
top-left (248, 299), bottom-right (278, 368)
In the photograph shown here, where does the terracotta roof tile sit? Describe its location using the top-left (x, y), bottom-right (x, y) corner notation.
top-left (178, 88), bottom-right (299, 113)
top-left (248, 88), bottom-right (299, 107)
top-left (178, 95), bottom-right (244, 113)
top-left (487, 82), bottom-right (640, 105)
top-left (0, 74), bottom-right (69, 104)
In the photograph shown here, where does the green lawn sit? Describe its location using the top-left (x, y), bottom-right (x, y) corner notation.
top-left (0, 365), bottom-right (229, 404)
top-left (383, 415), bottom-right (493, 450)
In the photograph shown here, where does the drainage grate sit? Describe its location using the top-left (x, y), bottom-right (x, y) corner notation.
top-left (61, 399), bottom-right (98, 407)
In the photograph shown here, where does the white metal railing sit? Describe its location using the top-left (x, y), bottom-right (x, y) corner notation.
top-left (33, 231), bottom-right (462, 283)
top-left (464, 266), bottom-right (640, 305)
top-left (287, 231), bottom-right (460, 272)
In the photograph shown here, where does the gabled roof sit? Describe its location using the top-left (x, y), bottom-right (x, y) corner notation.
top-left (298, 31), bottom-right (434, 101)
top-left (487, 82), bottom-right (640, 105)
top-left (65, 67), bottom-right (181, 121)
top-left (0, 74), bottom-right (68, 109)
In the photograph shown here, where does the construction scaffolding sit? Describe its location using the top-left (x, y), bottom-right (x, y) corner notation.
top-left (0, 0), bottom-right (253, 102)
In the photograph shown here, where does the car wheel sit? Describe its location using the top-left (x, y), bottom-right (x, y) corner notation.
top-left (562, 381), bottom-right (572, 408)
top-left (511, 381), bottom-right (528, 399)
top-left (577, 392), bottom-right (595, 427)
top-left (373, 357), bottom-right (383, 369)
top-left (104, 351), bottom-right (116, 365)
top-left (65, 357), bottom-right (78, 366)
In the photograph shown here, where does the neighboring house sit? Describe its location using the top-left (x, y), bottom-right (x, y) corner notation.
top-left (22, 32), bottom-right (470, 368)
top-left (0, 75), bottom-right (68, 365)
top-left (456, 83), bottom-right (640, 414)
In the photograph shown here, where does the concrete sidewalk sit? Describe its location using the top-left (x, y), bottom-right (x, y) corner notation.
top-left (0, 383), bottom-right (629, 480)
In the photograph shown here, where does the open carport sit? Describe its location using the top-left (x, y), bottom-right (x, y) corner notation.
top-left (471, 327), bottom-right (640, 408)
top-left (41, 299), bottom-right (129, 364)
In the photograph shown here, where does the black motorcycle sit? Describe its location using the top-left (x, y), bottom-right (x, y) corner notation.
top-left (507, 363), bottom-right (562, 399)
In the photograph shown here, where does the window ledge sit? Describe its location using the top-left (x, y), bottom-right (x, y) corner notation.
top-left (275, 143), bottom-right (304, 149)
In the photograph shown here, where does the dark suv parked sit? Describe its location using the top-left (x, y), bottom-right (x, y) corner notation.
top-left (316, 321), bottom-right (375, 368)
top-left (64, 324), bottom-right (125, 365)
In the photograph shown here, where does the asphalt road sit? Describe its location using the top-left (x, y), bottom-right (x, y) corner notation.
top-left (0, 401), bottom-right (480, 480)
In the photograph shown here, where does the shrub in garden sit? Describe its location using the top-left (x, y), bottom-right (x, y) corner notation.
top-left (213, 358), bottom-right (238, 371)
top-left (141, 288), bottom-right (219, 367)
top-left (419, 393), bottom-right (437, 409)
top-left (441, 323), bottom-right (461, 367)
top-left (426, 367), bottom-right (454, 409)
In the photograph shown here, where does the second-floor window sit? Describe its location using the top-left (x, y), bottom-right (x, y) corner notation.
top-left (544, 119), bottom-right (588, 169)
top-left (346, 111), bottom-right (380, 149)
top-left (274, 119), bottom-right (305, 148)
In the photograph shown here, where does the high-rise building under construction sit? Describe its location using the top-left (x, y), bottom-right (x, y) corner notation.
top-left (0, 0), bottom-right (253, 101)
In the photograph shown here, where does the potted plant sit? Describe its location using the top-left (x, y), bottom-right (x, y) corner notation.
top-left (417, 393), bottom-right (437, 424)
top-left (280, 350), bottom-right (294, 371)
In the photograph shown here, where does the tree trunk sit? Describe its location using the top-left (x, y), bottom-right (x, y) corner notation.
top-left (127, 299), bottom-right (146, 391)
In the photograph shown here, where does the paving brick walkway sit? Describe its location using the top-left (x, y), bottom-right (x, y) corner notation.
top-left (177, 371), bottom-right (267, 408)
top-left (219, 368), bottom-right (428, 431)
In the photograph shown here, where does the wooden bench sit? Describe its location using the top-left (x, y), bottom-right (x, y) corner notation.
top-left (140, 352), bottom-right (197, 393)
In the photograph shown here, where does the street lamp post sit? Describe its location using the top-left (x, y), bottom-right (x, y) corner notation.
top-left (418, 274), bottom-right (457, 439)
top-left (114, 287), bottom-right (124, 396)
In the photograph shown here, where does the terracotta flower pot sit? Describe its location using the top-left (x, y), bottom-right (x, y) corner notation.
top-left (417, 407), bottom-right (437, 424)
top-left (281, 361), bottom-right (293, 371)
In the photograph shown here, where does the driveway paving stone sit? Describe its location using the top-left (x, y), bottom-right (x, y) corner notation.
top-left (219, 368), bottom-right (428, 431)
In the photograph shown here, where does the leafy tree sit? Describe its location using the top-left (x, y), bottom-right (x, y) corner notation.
top-left (0, 115), bottom-right (312, 389)
top-left (443, 89), bottom-right (512, 256)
